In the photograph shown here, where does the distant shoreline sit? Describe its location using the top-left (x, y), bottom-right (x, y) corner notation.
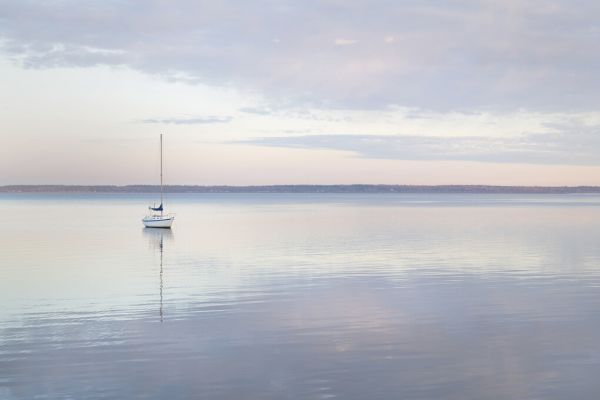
top-left (2, 185), bottom-right (600, 194)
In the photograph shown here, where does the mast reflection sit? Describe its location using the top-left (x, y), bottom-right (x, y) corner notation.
top-left (143, 228), bottom-right (174, 322)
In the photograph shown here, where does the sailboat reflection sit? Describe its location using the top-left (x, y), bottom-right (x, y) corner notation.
top-left (143, 228), bottom-right (174, 322)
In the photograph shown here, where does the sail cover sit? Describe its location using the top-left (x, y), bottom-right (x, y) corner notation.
top-left (149, 203), bottom-right (163, 211)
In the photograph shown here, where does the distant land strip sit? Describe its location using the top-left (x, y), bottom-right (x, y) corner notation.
top-left (3, 185), bottom-right (600, 194)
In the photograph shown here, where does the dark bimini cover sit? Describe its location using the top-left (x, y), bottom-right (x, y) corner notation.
top-left (149, 203), bottom-right (163, 211)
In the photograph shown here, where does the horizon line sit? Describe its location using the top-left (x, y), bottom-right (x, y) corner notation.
top-left (3, 184), bottom-right (600, 194)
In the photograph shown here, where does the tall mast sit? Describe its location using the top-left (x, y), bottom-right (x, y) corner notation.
top-left (160, 134), bottom-right (163, 216)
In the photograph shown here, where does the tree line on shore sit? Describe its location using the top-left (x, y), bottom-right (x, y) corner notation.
top-left (2, 184), bottom-right (600, 194)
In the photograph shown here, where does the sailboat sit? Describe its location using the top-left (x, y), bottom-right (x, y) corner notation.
top-left (143, 134), bottom-right (175, 228)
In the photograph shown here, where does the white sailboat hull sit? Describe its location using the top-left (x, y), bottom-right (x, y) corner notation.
top-left (143, 215), bottom-right (175, 228)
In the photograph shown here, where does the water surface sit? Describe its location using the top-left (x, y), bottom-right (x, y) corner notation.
top-left (2, 193), bottom-right (600, 399)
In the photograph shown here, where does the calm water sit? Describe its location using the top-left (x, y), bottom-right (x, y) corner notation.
top-left (2, 193), bottom-right (600, 399)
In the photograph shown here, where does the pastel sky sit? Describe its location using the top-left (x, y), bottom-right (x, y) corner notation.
top-left (2, 0), bottom-right (600, 185)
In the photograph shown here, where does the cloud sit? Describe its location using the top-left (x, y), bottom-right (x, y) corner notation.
top-left (2, 1), bottom-right (600, 111)
top-left (142, 116), bottom-right (233, 124)
top-left (238, 107), bottom-right (273, 116)
top-left (240, 121), bottom-right (600, 165)
top-left (333, 38), bottom-right (357, 46)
